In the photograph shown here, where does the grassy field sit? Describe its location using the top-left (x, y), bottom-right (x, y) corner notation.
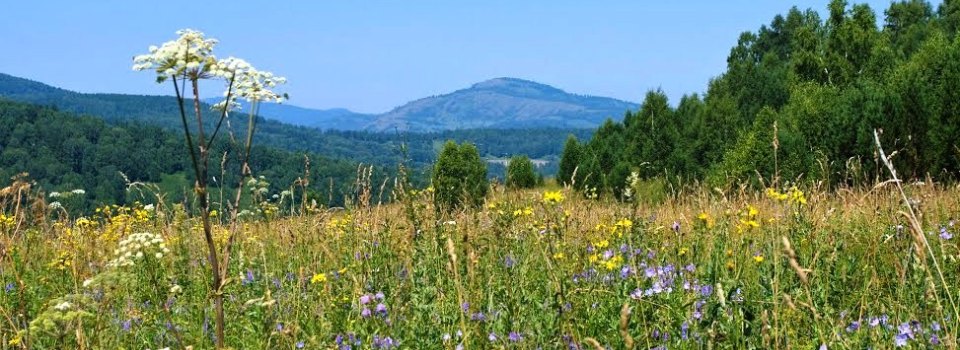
top-left (1, 178), bottom-right (958, 349)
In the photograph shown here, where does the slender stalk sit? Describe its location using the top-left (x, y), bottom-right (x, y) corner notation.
top-left (187, 75), bottom-right (225, 348)
top-left (207, 75), bottom-right (237, 150)
top-left (171, 76), bottom-right (202, 191)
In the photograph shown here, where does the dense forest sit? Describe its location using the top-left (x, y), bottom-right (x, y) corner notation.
top-left (0, 72), bottom-right (591, 175)
top-left (0, 99), bottom-right (392, 212)
top-left (560, 0), bottom-right (960, 196)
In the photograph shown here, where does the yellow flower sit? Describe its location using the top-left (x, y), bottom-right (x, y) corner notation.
top-left (615, 218), bottom-right (633, 229)
top-left (310, 273), bottom-right (327, 284)
top-left (789, 187), bottom-right (807, 205)
top-left (588, 254), bottom-right (599, 263)
top-left (553, 252), bottom-right (565, 260)
top-left (753, 255), bottom-right (764, 263)
top-left (595, 239), bottom-right (609, 249)
top-left (746, 205), bottom-right (759, 217)
top-left (697, 212), bottom-right (715, 228)
top-left (209, 210), bottom-right (218, 218)
top-left (543, 190), bottom-right (564, 204)
top-left (726, 260), bottom-right (735, 271)
top-left (8, 333), bottom-right (21, 346)
top-left (679, 247), bottom-right (689, 256)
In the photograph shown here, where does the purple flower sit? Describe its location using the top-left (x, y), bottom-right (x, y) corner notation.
top-left (508, 331), bottom-right (522, 342)
top-left (930, 334), bottom-right (941, 345)
top-left (620, 266), bottom-right (633, 279)
top-left (681, 322), bottom-right (689, 339)
top-left (276, 323), bottom-right (284, 331)
top-left (602, 249), bottom-right (614, 260)
top-left (846, 321), bottom-right (860, 333)
top-left (672, 221), bottom-right (680, 232)
top-left (359, 294), bottom-right (372, 305)
top-left (895, 333), bottom-right (909, 347)
top-left (372, 335), bottom-right (395, 349)
top-left (122, 319), bottom-right (132, 332)
top-left (461, 302), bottom-right (470, 313)
top-left (504, 255), bottom-right (516, 268)
top-left (3, 283), bottom-right (14, 293)
top-left (471, 312), bottom-right (486, 322)
top-left (242, 269), bottom-right (255, 285)
top-left (296, 341), bottom-right (305, 348)
top-left (361, 308), bottom-right (372, 318)
top-left (685, 264), bottom-right (696, 273)
top-left (375, 291), bottom-right (385, 300)
top-left (488, 332), bottom-right (497, 342)
top-left (940, 227), bottom-right (953, 240)
top-left (931, 322), bottom-right (941, 332)
top-left (700, 285), bottom-right (713, 297)
top-left (375, 303), bottom-right (388, 316)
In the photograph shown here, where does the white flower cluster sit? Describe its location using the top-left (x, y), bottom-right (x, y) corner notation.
top-left (221, 57), bottom-right (287, 104)
top-left (106, 232), bottom-right (170, 268)
top-left (132, 29), bottom-right (230, 81)
top-left (132, 29), bottom-right (286, 107)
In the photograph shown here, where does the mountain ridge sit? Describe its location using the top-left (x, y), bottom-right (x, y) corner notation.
top-left (1, 72), bottom-right (636, 132)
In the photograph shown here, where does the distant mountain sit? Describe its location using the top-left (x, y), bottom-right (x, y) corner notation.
top-left (0, 72), bottom-right (595, 177)
top-left (366, 78), bottom-right (639, 132)
top-left (201, 98), bottom-right (376, 131)
top-left (207, 77), bottom-right (638, 132)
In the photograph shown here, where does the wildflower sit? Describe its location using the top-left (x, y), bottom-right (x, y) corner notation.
top-left (8, 333), bottom-right (22, 346)
top-left (553, 252), bottom-right (565, 260)
top-left (53, 301), bottom-right (72, 311)
top-left (488, 332), bottom-right (498, 342)
top-left (361, 308), bottom-right (372, 318)
top-left (311, 273), bottom-right (327, 284)
top-left (543, 190), bottom-right (564, 204)
top-left (375, 303), bottom-right (388, 316)
top-left (753, 254), bottom-right (764, 263)
top-left (671, 221), bottom-right (680, 232)
top-left (375, 291), bottom-right (385, 300)
top-left (940, 227), bottom-right (953, 240)
top-left (169, 284), bottom-right (183, 294)
top-left (503, 255), bottom-right (516, 268)
top-left (296, 341), bottom-right (305, 348)
top-left (359, 294), bottom-right (372, 304)
top-left (508, 332), bottom-right (522, 342)
top-left (894, 333), bottom-right (909, 347)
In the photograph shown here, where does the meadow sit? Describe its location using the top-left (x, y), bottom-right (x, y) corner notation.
top-left (1, 174), bottom-right (957, 349)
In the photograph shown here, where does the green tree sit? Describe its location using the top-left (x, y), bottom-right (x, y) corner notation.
top-left (557, 135), bottom-right (583, 187)
top-left (506, 155), bottom-right (537, 188)
top-left (433, 141), bottom-right (488, 212)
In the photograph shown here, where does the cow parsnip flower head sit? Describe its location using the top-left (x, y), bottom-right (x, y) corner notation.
top-left (211, 57), bottom-right (287, 111)
top-left (132, 29), bottom-right (231, 82)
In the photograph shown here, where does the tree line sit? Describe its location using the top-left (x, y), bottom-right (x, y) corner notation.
top-left (559, 0), bottom-right (960, 198)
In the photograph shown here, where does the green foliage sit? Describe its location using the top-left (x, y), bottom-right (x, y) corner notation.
top-left (558, 0), bottom-right (960, 196)
top-left (432, 141), bottom-right (488, 212)
top-left (557, 135), bottom-right (583, 186)
top-left (0, 99), bottom-right (369, 211)
top-left (505, 155), bottom-right (537, 188)
top-left (0, 72), bottom-right (592, 179)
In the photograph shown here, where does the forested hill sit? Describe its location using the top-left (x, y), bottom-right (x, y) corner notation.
top-left (560, 0), bottom-right (960, 196)
top-left (0, 73), bottom-right (593, 176)
top-left (0, 98), bottom-right (377, 211)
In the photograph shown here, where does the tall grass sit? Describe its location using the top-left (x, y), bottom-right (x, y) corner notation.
top-left (1, 175), bottom-right (958, 348)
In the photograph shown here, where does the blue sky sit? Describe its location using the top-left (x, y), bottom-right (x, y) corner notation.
top-left (1, 1), bottom-right (905, 113)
